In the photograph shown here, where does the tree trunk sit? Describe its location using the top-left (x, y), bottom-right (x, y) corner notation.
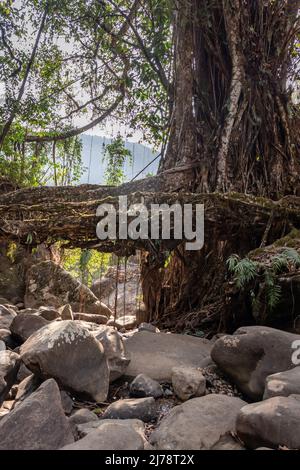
top-left (161, 0), bottom-right (300, 195)
top-left (143, 0), bottom-right (300, 331)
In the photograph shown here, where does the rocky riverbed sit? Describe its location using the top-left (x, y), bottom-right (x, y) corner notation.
top-left (1, 261), bottom-right (300, 450)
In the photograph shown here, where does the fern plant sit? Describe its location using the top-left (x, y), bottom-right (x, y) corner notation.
top-left (226, 255), bottom-right (258, 288)
top-left (264, 270), bottom-right (282, 311)
top-left (227, 248), bottom-right (300, 314)
top-left (271, 248), bottom-right (300, 274)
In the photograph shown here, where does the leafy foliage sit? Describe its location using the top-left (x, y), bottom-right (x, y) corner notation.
top-left (227, 248), bottom-right (300, 313)
top-left (62, 248), bottom-right (112, 286)
top-left (0, 128), bottom-right (83, 186)
top-left (0, 0), bottom-right (172, 186)
top-left (0, 0), bottom-right (172, 146)
top-left (103, 134), bottom-right (132, 186)
top-left (226, 255), bottom-right (258, 288)
top-left (264, 270), bottom-right (282, 312)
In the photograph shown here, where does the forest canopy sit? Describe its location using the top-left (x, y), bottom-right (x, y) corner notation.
top-left (0, 0), bottom-right (172, 185)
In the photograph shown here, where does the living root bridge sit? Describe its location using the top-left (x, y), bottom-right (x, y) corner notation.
top-left (1, 177), bottom-right (300, 254)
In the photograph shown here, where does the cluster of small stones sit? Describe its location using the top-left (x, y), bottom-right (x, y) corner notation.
top-left (200, 365), bottom-right (244, 399)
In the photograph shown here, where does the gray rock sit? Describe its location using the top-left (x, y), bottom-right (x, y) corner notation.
top-left (236, 395), bottom-right (300, 449)
top-left (264, 367), bottom-right (300, 399)
top-left (0, 305), bottom-right (17, 330)
top-left (0, 341), bottom-right (5, 352)
top-left (102, 397), bottom-right (157, 422)
top-left (62, 419), bottom-right (146, 450)
top-left (0, 249), bottom-right (25, 305)
top-left (0, 408), bottom-right (9, 420)
top-left (0, 329), bottom-right (17, 349)
top-left (17, 362), bottom-right (32, 382)
top-left (0, 379), bottom-right (74, 449)
top-left (37, 306), bottom-right (61, 321)
top-left (1, 400), bottom-right (14, 412)
top-left (20, 321), bottom-right (109, 402)
top-left (91, 264), bottom-right (142, 318)
top-left (211, 434), bottom-right (246, 450)
top-left (10, 313), bottom-right (49, 342)
top-left (18, 308), bottom-right (39, 316)
top-left (211, 326), bottom-right (300, 400)
top-left (59, 304), bottom-right (73, 320)
top-left (255, 447), bottom-right (274, 450)
top-left (150, 394), bottom-right (246, 450)
top-left (0, 350), bottom-right (20, 405)
top-left (111, 315), bottom-right (137, 330)
top-left (74, 313), bottom-right (107, 325)
top-left (171, 366), bottom-right (206, 401)
top-left (130, 374), bottom-right (163, 398)
top-left (60, 391), bottom-right (74, 415)
top-left (14, 374), bottom-right (41, 405)
top-left (76, 418), bottom-right (143, 438)
top-left (69, 408), bottom-right (98, 429)
top-left (25, 261), bottom-right (112, 317)
top-left (125, 331), bottom-right (212, 382)
top-left (91, 276), bottom-right (116, 300)
top-left (3, 304), bottom-right (18, 312)
top-left (92, 325), bottom-right (130, 382)
top-left (138, 323), bottom-right (159, 333)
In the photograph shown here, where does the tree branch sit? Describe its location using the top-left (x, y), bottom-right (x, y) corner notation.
top-left (107, 0), bottom-right (171, 93)
top-left (0, 24), bottom-right (22, 77)
top-left (25, 91), bottom-right (124, 143)
top-left (0, 3), bottom-right (49, 149)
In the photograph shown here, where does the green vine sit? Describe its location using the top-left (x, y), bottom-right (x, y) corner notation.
top-left (102, 134), bottom-right (132, 186)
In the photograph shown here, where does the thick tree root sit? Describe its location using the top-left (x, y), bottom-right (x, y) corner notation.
top-left (1, 180), bottom-right (300, 333)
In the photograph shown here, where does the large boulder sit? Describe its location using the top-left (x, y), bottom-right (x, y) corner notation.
top-left (92, 325), bottom-right (130, 382)
top-left (20, 321), bottom-right (109, 402)
top-left (0, 305), bottom-right (17, 330)
top-left (150, 394), bottom-right (246, 450)
top-left (62, 419), bottom-right (146, 450)
top-left (25, 261), bottom-right (112, 317)
top-left (236, 395), bottom-right (300, 449)
top-left (10, 312), bottom-right (49, 342)
top-left (124, 331), bottom-right (212, 382)
top-left (102, 397), bottom-right (157, 422)
top-left (151, 394), bottom-right (246, 450)
top-left (0, 379), bottom-right (74, 449)
top-left (91, 275), bottom-right (115, 300)
top-left (211, 326), bottom-right (300, 400)
top-left (264, 367), bottom-right (300, 399)
top-left (0, 351), bottom-right (20, 406)
top-left (91, 264), bottom-right (141, 317)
